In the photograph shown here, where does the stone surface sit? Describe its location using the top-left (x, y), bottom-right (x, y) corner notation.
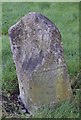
top-left (8, 12), bottom-right (72, 112)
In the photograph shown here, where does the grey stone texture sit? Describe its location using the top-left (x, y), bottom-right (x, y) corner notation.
top-left (8, 12), bottom-right (72, 112)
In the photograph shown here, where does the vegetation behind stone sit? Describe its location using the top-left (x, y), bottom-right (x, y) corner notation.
top-left (2, 2), bottom-right (80, 118)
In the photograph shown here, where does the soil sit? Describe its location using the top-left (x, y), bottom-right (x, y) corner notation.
top-left (2, 90), bottom-right (31, 118)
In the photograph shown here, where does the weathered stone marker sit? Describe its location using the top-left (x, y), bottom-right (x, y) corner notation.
top-left (8, 12), bottom-right (72, 112)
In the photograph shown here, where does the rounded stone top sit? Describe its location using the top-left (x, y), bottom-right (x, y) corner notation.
top-left (8, 12), bottom-right (62, 71)
top-left (8, 12), bottom-right (60, 36)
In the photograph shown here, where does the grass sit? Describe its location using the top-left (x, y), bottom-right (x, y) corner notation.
top-left (33, 98), bottom-right (79, 118)
top-left (2, 2), bottom-right (79, 118)
top-left (2, 35), bottom-right (18, 92)
top-left (0, 36), bottom-right (2, 89)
